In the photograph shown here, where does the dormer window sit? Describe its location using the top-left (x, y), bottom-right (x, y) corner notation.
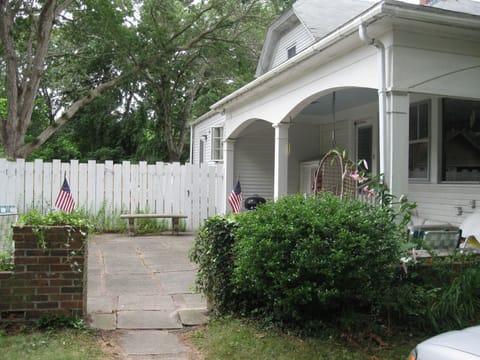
top-left (287, 45), bottom-right (296, 59)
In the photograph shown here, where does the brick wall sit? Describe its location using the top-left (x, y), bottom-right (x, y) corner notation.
top-left (0, 226), bottom-right (87, 323)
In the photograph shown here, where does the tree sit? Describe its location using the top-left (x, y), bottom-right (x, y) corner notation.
top-left (135, 0), bottom-right (275, 161)
top-left (0, 0), bottom-right (281, 161)
top-left (0, 0), bottom-right (136, 159)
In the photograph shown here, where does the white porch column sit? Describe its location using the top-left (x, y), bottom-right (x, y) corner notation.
top-left (223, 138), bottom-right (235, 214)
top-left (273, 123), bottom-right (290, 200)
top-left (385, 91), bottom-right (409, 199)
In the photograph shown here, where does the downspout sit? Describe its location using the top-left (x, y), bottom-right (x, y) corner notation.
top-left (359, 23), bottom-right (386, 180)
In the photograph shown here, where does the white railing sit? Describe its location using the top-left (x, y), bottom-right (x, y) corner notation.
top-left (0, 159), bottom-right (224, 231)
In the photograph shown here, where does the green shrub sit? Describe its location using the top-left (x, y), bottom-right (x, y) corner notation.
top-left (191, 192), bottom-right (480, 335)
top-left (190, 216), bottom-right (238, 314)
top-left (231, 193), bottom-right (404, 330)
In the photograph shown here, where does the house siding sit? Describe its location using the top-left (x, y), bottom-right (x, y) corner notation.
top-left (270, 22), bottom-right (314, 70)
top-left (191, 113), bottom-right (224, 165)
top-left (408, 183), bottom-right (480, 227)
top-left (234, 125), bottom-right (275, 201)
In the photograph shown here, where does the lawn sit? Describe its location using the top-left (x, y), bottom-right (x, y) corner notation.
top-left (188, 318), bottom-right (423, 360)
top-left (0, 328), bottom-right (109, 360)
top-left (1, 318), bottom-right (424, 359)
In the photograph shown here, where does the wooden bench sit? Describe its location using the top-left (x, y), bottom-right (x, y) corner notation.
top-left (120, 214), bottom-right (187, 236)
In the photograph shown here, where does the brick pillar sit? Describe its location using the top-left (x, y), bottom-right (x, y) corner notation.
top-left (0, 226), bottom-right (87, 323)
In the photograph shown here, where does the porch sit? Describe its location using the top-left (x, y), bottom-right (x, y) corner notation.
top-left (215, 6), bottom-right (480, 227)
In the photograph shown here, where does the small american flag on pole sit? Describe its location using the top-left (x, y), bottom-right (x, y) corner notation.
top-left (228, 180), bottom-right (242, 213)
top-left (55, 175), bottom-right (75, 213)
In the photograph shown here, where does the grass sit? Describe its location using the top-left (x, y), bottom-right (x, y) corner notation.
top-left (188, 318), bottom-right (423, 360)
top-left (0, 328), bottom-right (107, 360)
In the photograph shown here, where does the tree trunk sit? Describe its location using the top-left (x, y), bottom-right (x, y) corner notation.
top-left (0, 0), bottom-right (59, 159)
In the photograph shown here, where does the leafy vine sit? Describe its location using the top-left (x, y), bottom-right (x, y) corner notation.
top-left (17, 209), bottom-right (93, 272)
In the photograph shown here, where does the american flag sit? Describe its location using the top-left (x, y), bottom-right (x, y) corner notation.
top-left (55, 176), bottom-right (75, 213)
top-left (228, 180), bottom-right (242, 213)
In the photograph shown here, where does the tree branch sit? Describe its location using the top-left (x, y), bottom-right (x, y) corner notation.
top-left (169, 4), bottom-right (214, 43)
top-left (16, 67), bottom-right (139, 157)
top-left (54, 0), bottom-right (74, 18)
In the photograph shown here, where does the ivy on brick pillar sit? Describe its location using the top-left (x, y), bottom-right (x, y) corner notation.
top-left (0, 226), bottom-right (87, 323)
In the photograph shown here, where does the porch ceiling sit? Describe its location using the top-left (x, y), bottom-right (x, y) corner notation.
top-left (299, 88), bottom-right (377, 119)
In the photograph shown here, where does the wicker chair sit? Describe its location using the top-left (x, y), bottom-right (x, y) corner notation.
top-left (313, 149), bottom-right (356, 199)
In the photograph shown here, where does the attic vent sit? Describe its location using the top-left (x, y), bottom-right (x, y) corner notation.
top-left (287, 45), bottom-right (296, 59)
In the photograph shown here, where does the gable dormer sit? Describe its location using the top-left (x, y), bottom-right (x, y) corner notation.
top-left (255, 0), bottom-right (377, 78)
top-left (255, 9), bottom-right (314, 77)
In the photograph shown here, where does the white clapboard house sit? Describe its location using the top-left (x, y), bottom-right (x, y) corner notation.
top-left (190, 0), bottom-right (480, 226)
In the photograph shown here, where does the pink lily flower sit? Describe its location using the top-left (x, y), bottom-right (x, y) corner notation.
top-left (363, 185), bottom-right (376, 197)
top-left (350, 170), bottom-right (367, 183)
top-left (362, 159), bottom-right (369, 170)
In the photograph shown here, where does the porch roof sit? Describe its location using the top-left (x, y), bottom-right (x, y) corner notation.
top-left (209, 0), bottom-right (480, 113)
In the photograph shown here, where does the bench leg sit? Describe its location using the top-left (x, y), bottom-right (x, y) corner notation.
top-left (172, 218), bottom-right (179, 236)
top-left (128, 218), bottom-right (135, 236)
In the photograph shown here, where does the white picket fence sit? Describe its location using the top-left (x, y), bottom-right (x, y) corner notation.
top-left (0, 158), bottom-right (224, 231)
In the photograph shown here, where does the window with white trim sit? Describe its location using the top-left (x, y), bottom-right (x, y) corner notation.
top-left (409, 101), bottom-right (429, 179)
top-left (211, 127), bottom-right (223, 161)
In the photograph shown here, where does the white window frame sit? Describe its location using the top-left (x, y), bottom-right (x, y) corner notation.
top-left (409, 101), bottom-right (430, 181)
top-left (210, 126), bottom-right (223, 161)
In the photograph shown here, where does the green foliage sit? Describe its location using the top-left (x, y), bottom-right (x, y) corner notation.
top-left (133, 218), bottom-right (168, 235)
top-left (2, 0), bottom-right (278, 161)
top-left (17, 209), bottom-right (91, 269)
top-left (28, 136), bottom-right (81, 162)
top-left (190, 216), bottom-right (238, 314)
top-left (0, 251), bottom-right (14, 271)
top-left (191, 193), bottom-right (480, 335)
top-left (429, 267), bottom-right (480, 331)
top-left (231, 194), bottom-right (404, 330)
top-left (18, 209), bottom-right (93, 230)
top-left (0, 226), bottom-right (14, 271)
top-left (79, 204), bottom-right (127, 233)
top-left (36, 315), bottom-right (86, 331)
top-left (384, 256), bottom-right (480, 332)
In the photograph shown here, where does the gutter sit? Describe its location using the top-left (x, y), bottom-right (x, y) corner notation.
top-left (358, 23), bottom-right (386, 179)
top-left (210, 1), bottom-right (387, 110)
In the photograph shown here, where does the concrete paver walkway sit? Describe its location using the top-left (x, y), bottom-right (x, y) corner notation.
top-left (86, 232), bottom-right (207, 359)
